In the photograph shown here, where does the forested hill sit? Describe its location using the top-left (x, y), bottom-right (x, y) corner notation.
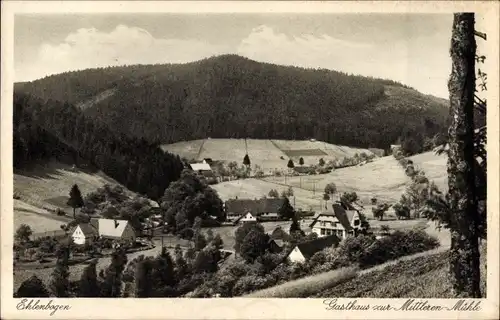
top-left (13, 92), bottom-right (184, 200)
top-left (15, 54), bottom-right (449, 149)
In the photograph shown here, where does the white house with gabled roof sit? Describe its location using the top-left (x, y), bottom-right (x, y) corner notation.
top-left (309, 201), bottom-right (362, 240)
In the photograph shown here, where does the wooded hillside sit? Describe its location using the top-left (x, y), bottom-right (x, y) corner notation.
top-left (13, 92), bottom-right (184, 200)
top-left (15, 54), bottom-right (449, 149)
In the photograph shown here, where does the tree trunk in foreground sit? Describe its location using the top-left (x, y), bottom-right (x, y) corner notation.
top-left (447, 13), bottom-right (481, 298)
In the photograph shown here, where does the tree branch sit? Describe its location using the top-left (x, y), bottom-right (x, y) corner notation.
top-left (474, 31), bottom-right (487, 40)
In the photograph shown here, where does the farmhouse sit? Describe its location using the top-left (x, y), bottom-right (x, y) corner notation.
top-left (285, 234), bottom-right (340, 263)
top-left (234, 212), bottom-right (258, 224)
top-left (89, 218), bottom-right (137, 243)
top-left (71, 223), bottom-right (98, 245)
top-left (309, 201), bottom-right (362, 240)
top-left (189, 159), bottom-right (212, 173)
top-left (224, 198), bottom-right (285, 222)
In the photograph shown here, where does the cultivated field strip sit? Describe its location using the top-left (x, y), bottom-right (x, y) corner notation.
top-left (161, 138), bottom-right (378, 171)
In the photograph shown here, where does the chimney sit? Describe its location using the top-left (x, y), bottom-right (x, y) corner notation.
top-left (114, 219), bottom-right (119, 228)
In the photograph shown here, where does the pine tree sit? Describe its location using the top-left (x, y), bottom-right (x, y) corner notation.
top-left (101, 248), bottom-right (128, 297)
top-left (174, 244), bottom-right (189, 280)
top-left (135, 260), bottom-right (153, 298)
top-left (278, 197), bottom-right (295, 220)
top-left (49, 245), bottom-right (70, 297)
top-left (287, 159), bottom-right (295, 169)
top-left (153, 247), bottom-right (176, 291)
top-left (243, 154), bottom-right (251, 167)
top-left (289, 218), bottom-right (302, 235)
top-left (79, 260), bottom-right (99, 297)
top-left (67, 184), bottom-right (84, 219)
top-left (447, 13), bottom-right (480, 297)
top-left (299, 157), bottom-right (304, 166)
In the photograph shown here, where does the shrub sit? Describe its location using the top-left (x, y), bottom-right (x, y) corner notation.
top-left (15, 275), bottom-right (50, 297)
top-left (340, 192), bottom-right (358, 204)
top-left (372, 203), bottom-right (390, 220)
top-left (317, 167), bottom-right (331, 174)
top-left (393, 203), bottom-right (411, 220)
top-left (358, 229), bottom-right (439, 268)
top-left (56, 208), bottom-right (66, 216)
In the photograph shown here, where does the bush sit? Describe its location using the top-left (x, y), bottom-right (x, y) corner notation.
top-left (358, 229), bottom-right (439, 268)
top-left (317, 168), bottom-right (331, 174)
top-left (56, 209), bottom-right (66, 216)
top-left (393, 203), bottom-right (411, 220)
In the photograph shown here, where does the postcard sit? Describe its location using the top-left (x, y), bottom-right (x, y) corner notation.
top-left (1, 1), bottom-right (499, 319)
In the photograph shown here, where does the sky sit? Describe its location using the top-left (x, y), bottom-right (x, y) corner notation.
top-left (14, 13), bottom-right (462, 99)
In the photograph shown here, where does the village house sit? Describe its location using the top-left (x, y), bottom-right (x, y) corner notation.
top-left (224, 198), bottom-right (286, 223)
top-left (71, 223), bottom-right (98, 245)
top-left (189, 159), bottom-right (212, 173)
top-left (71, 218), bottom-right (137, 245)
top-left (284, 234), bottom-right (340, 263)
top-left (234, 212), bottom-right (257, 224)
top-left (309, 201), bottom-right (362, 240)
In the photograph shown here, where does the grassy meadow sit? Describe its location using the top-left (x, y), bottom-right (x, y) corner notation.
top-left (13, 161), bottom-right (133, 233)
top-left (161, 138), bottom-right (378, 172)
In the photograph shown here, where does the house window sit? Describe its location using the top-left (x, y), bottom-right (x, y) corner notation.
top-left (321, 221), bottom-right (326, 226)
top-left (354, 219), bottom-right (360, 226)
top-left (336, 230), bottom-right (343, 237)
top-left (321, 229), bottom-right (326, 235)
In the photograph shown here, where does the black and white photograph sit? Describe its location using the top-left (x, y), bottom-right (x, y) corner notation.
top-left (1, 1), bottom-right (499, 319)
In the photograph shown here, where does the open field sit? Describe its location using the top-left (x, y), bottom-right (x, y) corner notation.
top-left (14, 161), bottom-right (124, 212)
top-left (212, 178), bottom-right (327, 212)
top-left (162, 138), bottom-right (379, 172)
top-left (13, 161), bottom-right (134, 233)
top-left (213, 155), bottom-right (411, 210)
top-left (14, 200), bottom-right (71, 233)
top-left (408, 151), bottom-right (448, 191)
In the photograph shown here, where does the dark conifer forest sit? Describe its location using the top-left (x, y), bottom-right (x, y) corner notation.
top-left (15, 54), bottom-right (449, 149)
top-left (13, 92), bottom-right (184, 200)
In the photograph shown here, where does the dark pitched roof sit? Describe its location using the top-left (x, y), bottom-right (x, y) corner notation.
top-left (332, 203), bottom-right (354, 231)
top-left (309, 201), bottom-right (358, 230)
top-left (225, 198), bottom-right (285, 215)
top-left (90, 218), bottom-right (99, 230)
top-left (294, 234), bottom-right (340, 259)
top-left (79, 223), bottom-right (98, 236)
